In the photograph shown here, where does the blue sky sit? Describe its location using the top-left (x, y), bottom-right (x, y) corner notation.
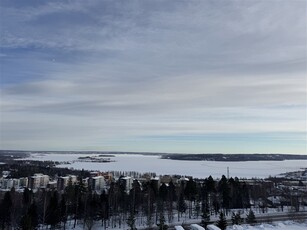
top-left (0, 0), bottom-right (306, 153)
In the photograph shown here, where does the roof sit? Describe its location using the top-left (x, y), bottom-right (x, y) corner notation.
top-left (207, 225), bottom-right (221, 230)
top-left (190, 224), bottom-right (205, 230)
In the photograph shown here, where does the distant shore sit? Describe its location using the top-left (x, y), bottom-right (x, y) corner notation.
top-left (1, 150), bottom-right (307, 162)
top-left (161, 153), bottom-right (307, 161)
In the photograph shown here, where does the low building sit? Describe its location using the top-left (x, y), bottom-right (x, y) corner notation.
top-left (2, 178), bottom-right (20, 190)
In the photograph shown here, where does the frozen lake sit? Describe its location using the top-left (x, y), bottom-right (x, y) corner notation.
top-left (23, 153), bottom-right (307, 179)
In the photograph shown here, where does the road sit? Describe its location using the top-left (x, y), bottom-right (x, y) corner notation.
top-left (166, 211), bottom-right (307, 230)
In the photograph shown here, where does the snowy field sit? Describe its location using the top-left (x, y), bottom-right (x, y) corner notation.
top-left (23, 153), bottom-right (307, 179)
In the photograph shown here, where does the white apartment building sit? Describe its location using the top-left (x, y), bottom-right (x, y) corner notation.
top-left (120, 176), bottom-right (133, 194)
top-left (1, 178), bottom-right (20, 190)
top-left (57, 175), bottom-right (77, 191)
top-left (91, 176), bottom-right (105, 191)
top-left (29, 174), bottom-right (49, 189)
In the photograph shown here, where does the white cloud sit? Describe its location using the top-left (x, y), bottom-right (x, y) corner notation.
top-left (0, 0), bottom-right (306, 152)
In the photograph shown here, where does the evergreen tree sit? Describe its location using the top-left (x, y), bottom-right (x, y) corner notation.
top-left (231, 212), bottom-right (236, 225)
top-left (194, 199), bottom-right (201, 218)
top-left (9, 187), bottom-right (19, 229)
top-left (241, 182), bottom-right (250, 209)
top-left (212, 194), bottom-right (220, 215)
top-left (200, 183), bottom-right (208, 208)
top-left (60, 195), bottom-right (67, 229)
top-left (73, 181), bottom-right (87, 228)
top-left (229, 177), bottom-right (243, 209)
top-left (64, 177), bottom-right (74, 217)
top-left (200, 205), bottom-right (210, 228)
top-left (20, 201), bottom-right (38, 230)
top-left (159, 183), bottom-right (168, 202)
top-left (45, 191), bottom-right (60, 229)
top-left (127, 211), bottom-right (137, 230)
top-left (0, 191), bottom-right (13, 229)
top-left (168, 181), bottom-right (177, 202)
top-left (146, 212), bottom-right (154, 230)
top-left (246, 210), bottom-right (256, 225)
top-left (166, 181), bottom-right (174, 223)
top-left (218, 175), bottom-right (230, 212)
top-left (144, 184), bottom-right (154, 229)
top-left (99, 190), bottom-right (109, 228)
top-left (205, 176), bottom-right (216, 193)
top-left (231, 211), bottom-right (243, 225)
top-left (184, 179), bottom-right (197, 199)
top-left (178, 193), bottom-right (186, 217)
top-left (22, 188), bottom-right (32, 208)
top-left (216, 212), bottom-right (227, 230)
top-left (184, 178), bottom-right (197, 218)
top-left (157, 212), bottom-right (168, 230)
top-left (84, 192), bottom-right (98, 230)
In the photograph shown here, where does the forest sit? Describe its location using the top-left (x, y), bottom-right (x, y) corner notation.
top-left (1, 173), bottom-right (302, 230)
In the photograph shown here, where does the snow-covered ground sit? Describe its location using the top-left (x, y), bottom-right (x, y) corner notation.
top-left (23, 153), bottom-right (307, 179)
top-left (63, 220), bottom-right (307, 230)
top-left (229, 221), bottom-right (307, 230)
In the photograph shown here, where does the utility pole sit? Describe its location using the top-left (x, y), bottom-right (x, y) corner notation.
top-left (227, 167), bottom-right (229, 179)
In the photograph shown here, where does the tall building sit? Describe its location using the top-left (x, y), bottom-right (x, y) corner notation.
top-left (29, 174), bottom-right (49, 189)
top-left (120, 176), bottom-right (133, 194)
top-left (57, 175), bottom-right (77, 191)
top-left (19, 177), bottom-right (29, 188)
top-left (90, 176), bottom-right (105, 192)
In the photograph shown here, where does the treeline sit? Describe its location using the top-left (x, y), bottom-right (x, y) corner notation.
top-left (0, 161), bottom-right (90, 179)
top-left (0, 175), bottom-right (254, 229)
top-left (0, 151), bottom-right (30, 163)
top-left (161, 153), bottom-right (307, 161)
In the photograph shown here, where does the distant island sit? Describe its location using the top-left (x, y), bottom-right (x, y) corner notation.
top-left (161, 153), bottom-right (307, 161)
top-left (77, 155), bottom-right (115, 163)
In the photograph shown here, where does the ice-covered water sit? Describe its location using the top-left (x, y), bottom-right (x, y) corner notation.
top-left (23, 153), bottom-right (307, 179)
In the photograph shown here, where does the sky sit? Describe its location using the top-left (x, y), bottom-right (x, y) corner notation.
top-left (0, 0), bottom-right (306, 154)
